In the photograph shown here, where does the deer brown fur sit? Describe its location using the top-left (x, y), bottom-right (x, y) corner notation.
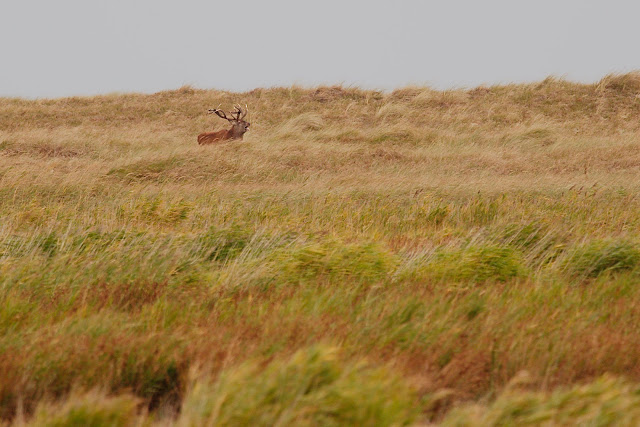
top-left (197, 105), bottom-right (250, 145)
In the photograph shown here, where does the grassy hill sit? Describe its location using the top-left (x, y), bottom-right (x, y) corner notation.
top-left (3, 73), bottom-right (640, 425)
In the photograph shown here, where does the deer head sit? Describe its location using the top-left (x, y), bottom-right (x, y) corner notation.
top-left (207, 105), bottom-right (250, 139)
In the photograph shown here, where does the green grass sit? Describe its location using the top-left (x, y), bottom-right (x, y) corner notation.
top-left (179, 346), bottom-right (417, 426)
top-left (442, 375), bottom-right (640, 426)
top-left (425, 245), bottom-right (526, 283)
top-left (562, 239), bottom-right (640, 279)
top-left (27, 391), bottom-right (139, 427)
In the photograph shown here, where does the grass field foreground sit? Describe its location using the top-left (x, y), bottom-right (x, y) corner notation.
top-left (3, 73), bottom-right (640, 425)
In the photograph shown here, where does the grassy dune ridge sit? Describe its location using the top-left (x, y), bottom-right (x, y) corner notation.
top-left (3, 73), bottom-right (640, 425)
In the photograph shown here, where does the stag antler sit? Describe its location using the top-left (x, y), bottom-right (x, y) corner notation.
top-left (207, 104), bottom-right (222, 114)
top-left (229, 105), bottom-right (244, 121)
top-left (207, 105), bottom-right (248, 122)
top-left (208, 105), bottom-right (233, 121)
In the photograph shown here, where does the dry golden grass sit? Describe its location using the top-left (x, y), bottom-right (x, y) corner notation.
top-left (3, 73), bottom-right (640, 425)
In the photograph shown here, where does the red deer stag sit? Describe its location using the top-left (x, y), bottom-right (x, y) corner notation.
top-left (197, 105), bottom-right (250, 145)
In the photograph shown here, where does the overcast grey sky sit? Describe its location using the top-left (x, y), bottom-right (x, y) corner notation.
top-left (2, 0), bottom-right (640, 98)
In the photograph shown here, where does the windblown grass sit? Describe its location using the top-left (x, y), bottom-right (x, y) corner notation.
top-left (442, 374), bottom-right (640, 426)
top-left (178, 346), bottom-right (417, 427)
top-left (4, 73), bottom-right (640, 425)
